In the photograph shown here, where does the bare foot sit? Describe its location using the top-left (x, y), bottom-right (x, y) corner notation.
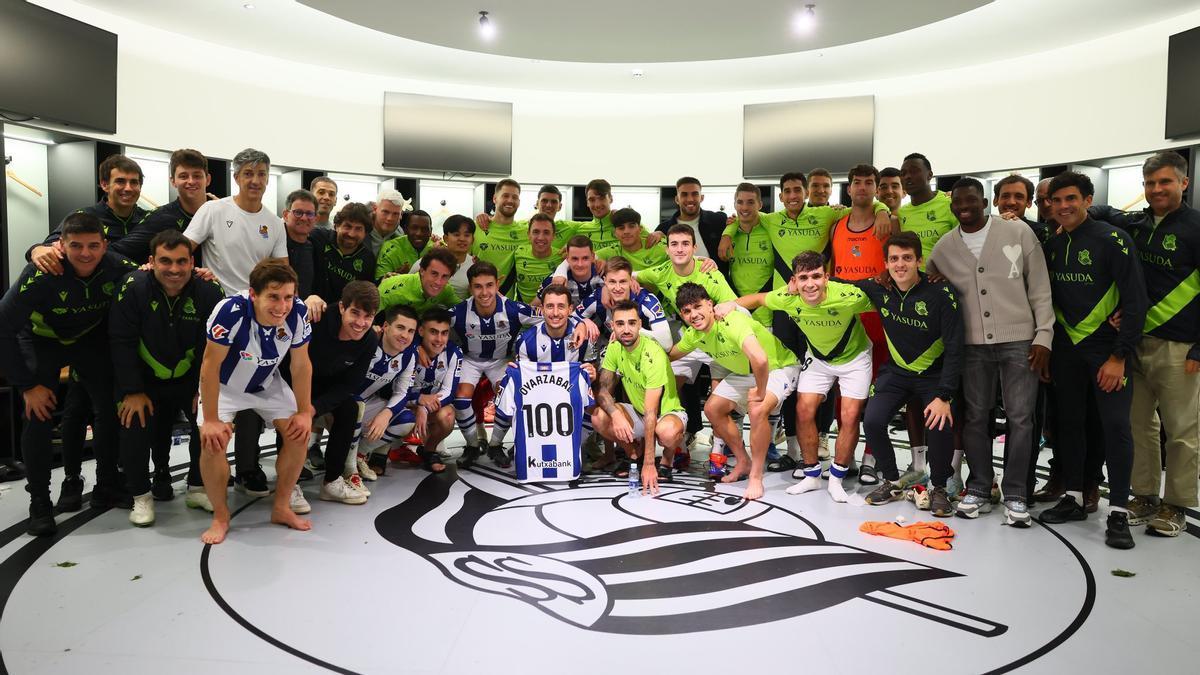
top-left (744, 476), bottom-right (765, 501)
top-left (271, 508), bottom-right (313, 531)
top-left (201, 519), bottom-right (230, 545)
top-left (721, 467), bottom-right (749, 484)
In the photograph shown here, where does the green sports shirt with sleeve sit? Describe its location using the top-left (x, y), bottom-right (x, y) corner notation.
top-left (899, 192), bottom-right (958, 267)
top-left (598, 234), bottom-right (669, 271)
top-left (499, 245), bottom-right (564, 304)
top-left (375, 236), bottom-right (431, 279)
top-left (763, 281), bottom-right (874, 364)
top-left (600, 335), bottom-right (684, 415)
top-left (636, 259), bottom-right (738, 318)
top-left (676, 309), bottom-right (797, 375)
top-left (377, 272), bottom-right (460, 313)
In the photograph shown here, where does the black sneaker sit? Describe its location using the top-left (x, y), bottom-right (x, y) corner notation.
top-left (865, 479), bottom-right (903, 505)
top-left (90, 483), bottom-right (133, 510)
top-left (458, 445), bottom-right (482, 469)
top-left (368, 453), bottom-right (388, 477)
top-left (306, 443), bottom-right (325, 471)
top-left (1038, 495), bottom-right (1088, 524)
top-left (56, 475), bottom-right (85, 513)
top-left (235, 466), bottom-right (271, 497)
top-left (298, 465), bottom-right (315, 482)
top-left (929, 487), bottom-right (954, 517)
top-left (27, 494), bottom-right (56, 537)
top-left (151, 469), bottom-right (175, 501)
top-left (488, 445), bottom-right (511, 469)
top-left (1105, 511), bottom-right (1135, 549)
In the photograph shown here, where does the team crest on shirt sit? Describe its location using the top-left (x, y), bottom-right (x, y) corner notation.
top-left (277, 327), bottom-right (288, 340)
top-left (183, 298), bottom-right (196, 314)
top-left (758, 240), bottom-right (769, 251)
top-left (851, 245), bottom-right (862, 257)
top-left (102, 282), bottom-right (115, 296)
top-left (1163, 234), bottom-right (1178, 252)
top-left (353, 259), bottom-right (364, 272)
top-left (1077, 250), bottom-right (1092, 266)
top-left (926, 211), bottom-right (936, 222)
top-left (390, 359), bottom-right (399, 369)
top-left (915, 301), bottom-right (929, 316)
top-left (259, 225), bottom-right (270, 239)
top-left (828, 308), bottom-right (839, 317)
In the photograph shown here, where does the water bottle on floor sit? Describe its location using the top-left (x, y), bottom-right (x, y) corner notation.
top-left (628, 462), bottom-right (639, 497)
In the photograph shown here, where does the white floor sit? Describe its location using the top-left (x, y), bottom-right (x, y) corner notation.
top-left (0, 429), bottom-right (1197, 675)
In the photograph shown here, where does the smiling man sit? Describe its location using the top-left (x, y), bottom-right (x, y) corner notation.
top-left (926, 178), bottom-right (1053, 527)
top-left (109, 230), bottom-right (224, 526)
top-left (0, 214), bottom-right (139, 535)
top-left (107, 149), bottom-right (213, 265)
top-left (378, 248), bottom-right (461, 313)
top-left (310, 176), bottom-right (339, 230)
top-left (656, 176), bottom-right (733, 278)
top-left (377, 209), bottom-right (434, 278)
top-left (898, 153), bottom-right (959, 264)
top-left (1037, 172), bottom-right (1147, 550)
top-left (369, 189), bottom-right (410, 257)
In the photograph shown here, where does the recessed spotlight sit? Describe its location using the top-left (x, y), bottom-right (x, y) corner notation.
top-left (478, 11), bottom-right (495, 40)
top-left (242, 3), bottom-right (255, 9)
top-left (794, 4), bottom-right (816, 34)
top-left (631, 68), bottom-right (644, 78)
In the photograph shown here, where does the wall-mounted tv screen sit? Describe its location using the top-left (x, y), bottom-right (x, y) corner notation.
top-left (1166, 25), bottom-right (1200, 139)
top-left (743, 96), bottom-right (874, 178)
top-left (383, 92), bottom-right (512, 175)
top-left (0, 1), bottom-right (117, 133)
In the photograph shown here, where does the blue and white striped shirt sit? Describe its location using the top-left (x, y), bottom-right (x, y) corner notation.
top-left (451, 295), bottom-right (542, 361)
top-left (205, 293), bottom-right (311, 394)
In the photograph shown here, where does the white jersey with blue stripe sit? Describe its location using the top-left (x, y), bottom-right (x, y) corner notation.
top-left (407, 341), bottom-right (464, 407)
top-left (355, 343), bottom-right (417, 413)
top-left (205, 292), bottom-right (311, 394)
top-left (514, 321), bottom-right (587, 364)
top-left (574, 287), bottom-right (667, 329)
top-left (542, 267), bottom-right (604, 306)
top-left (451, 295), bottom-right (542, 361)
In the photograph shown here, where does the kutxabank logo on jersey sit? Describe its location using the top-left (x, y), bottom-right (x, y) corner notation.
top-left (377, 471), bottom-right (983, 636)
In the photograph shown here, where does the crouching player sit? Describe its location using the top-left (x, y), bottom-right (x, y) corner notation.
top-left (404, 309), bottom-right (463, 473)
top-left (668, 283), bottom-right (799, 500)
top-left (197, 260), bottom-right (315, 544)
top-left (592, 300), bottom-right (687, 493)
top-left (354, 305), bottom-right (419, 477)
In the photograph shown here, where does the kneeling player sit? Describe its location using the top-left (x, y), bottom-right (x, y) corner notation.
top-left (668, 283), bottom-right (799, 500)
top-left (197, 260), bottom-right (315, 544)
top-left (592, 300), bottom-right (687, 493)
top-left (354, 305), bottom-right (419, 477)
top-left (405, 309), bottom-right (463, 473)
top-left (722, 251), bottom-right (875, 502)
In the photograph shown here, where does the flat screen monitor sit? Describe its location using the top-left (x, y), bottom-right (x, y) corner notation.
top-left (383, 92), bottom-right (512, 175)
top-left (0, 1), bottom-right (117, 133)
top-left (1166, 25), bottom-right (1200, 139)
top-left (743, 96), bottom-right (874, 178)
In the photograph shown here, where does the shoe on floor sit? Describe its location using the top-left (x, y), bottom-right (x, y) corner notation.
top-left (185, 486), bottom-right (214, 513)
top-left (152, 469), bottom-right (175, 501)
top-left (289, 484), bottom-right (312, 514)
top-left (1148, 503), bottom-right (1185, 537)
top-left (90, 483), bottom-right (133, 510)
top-left (368, 453), bottom-right (388, 477)
top-left (356, 454), bottom-right (378, 481)
top-left (896, 467), bottom-right (929, 489)
top-left (56, 475), bottom-right (85, 513)
top-left (319, 477), bottom-right (367, 505)
top-left (306, 443), bottom-right (326, 471)
top-left (1125, 495), bottom-right (1159, 526)
top-left (298, 465), bottom-right (315, 482)
top-left (955, 493), bottom-right (993, 519)
top-left (929, 487), bottom-right (954, 517)
top-left (0, 461), bottom-right (28, 482)
top-left (865, 480), bottom-right (903, 506)
top-left (1039, 495), bottom-right (1088, 524)
top-left (817, 434), bottom-right (830, 461)
top-left (858, 463), bottom-right (879, 486)
top-left (1084, 482), bottom-right (1100, 514)
top-left (235, 466), bottom-right (271, 498)
top-left (129, 492), bottom-right (155, 527)
top-left (906, 485), bottom-right (932, 510)
top-left (346, 473), bottom-right (371, 497)
top-left (458, 445), bottom-right (482, 469)
top-left (946, 474), bottom-right (965, 500)
top-left (488, 445), bottom-right (512, 469)
top-left (1003, 499), bottom-right (1032, 528)
top-left (1032, 473), bottom-right (1064, 503)
top-left (1105, 511), bottom-right (1135, 549)
top-left (27, 494), bottom-right (57, 537)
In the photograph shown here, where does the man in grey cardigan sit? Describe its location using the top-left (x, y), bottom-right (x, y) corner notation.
top-left (927, 178), bottom-right (1054, 527)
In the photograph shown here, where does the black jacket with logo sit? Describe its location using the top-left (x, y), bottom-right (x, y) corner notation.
top-left (310, 228), bottom-right (376, 306)
top-left (1043, 217), bottom-right (1147, 358)
top-left (29, 201), bottom-right (149, 257)
top-left (110, 199), bottom-right (202, 266)
top-left (108, 269), bottom-right (225, 397)
top-left (0, 253), bottom-right (138, 390)
top-left (294, 309), bottom-right (378, 415)
top-left (1090, 204), bottom-right (1200, 360)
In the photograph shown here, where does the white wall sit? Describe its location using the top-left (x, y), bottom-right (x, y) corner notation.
top-left (4, 136), bottom-right (50, 284)
top-left (19, 3), bottom-right (1200, 188)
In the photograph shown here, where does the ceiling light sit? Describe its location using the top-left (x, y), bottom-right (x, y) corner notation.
top-left (794, 4), bottom-right (816, 34)
top-left (242, 3), bottom-right (254, 9)
top-left (631, 68), bottom-right (644, 78)
top-left (478, 11), bottom-right (495, 40)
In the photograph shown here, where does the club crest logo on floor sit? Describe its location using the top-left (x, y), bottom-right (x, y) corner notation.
top-left (378, 470), bottom-right (992, 635)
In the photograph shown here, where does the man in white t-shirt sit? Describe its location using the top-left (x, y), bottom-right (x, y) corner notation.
top-left (183, 148), bottom-right (289, 297)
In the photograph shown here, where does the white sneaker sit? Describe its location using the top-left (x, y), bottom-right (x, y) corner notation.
top-left (346, 473), bottom-right (371, 497)
top-left (130, 492), bottom-right (155, 527)
top-left (319, 477), bottom-right (367, 505)
top-left (185, 486), bottom-right (214, 513)
top-left (817, 433), bottom-right (831, 460)
top-left (356, 454), bottom-right (378, 481)
top-left (290, 484), bottom-right (312, 514)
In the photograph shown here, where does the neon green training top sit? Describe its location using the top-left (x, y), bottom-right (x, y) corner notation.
top-left (676, 309), bottom-right (797, 375)
top-left (763, 281), bottom-right (874, 365)
top-left (600, 335), bottom-right (684, 415)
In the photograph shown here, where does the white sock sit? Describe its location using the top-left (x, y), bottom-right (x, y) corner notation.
top-left (786, 436), bottom-right (801, 460)
top-left (951, 448), bottom-right (964, 475)
top-left (786, 476), bottom-right (824, 495)
top-left (1110, 505), bottom-right (1128, 514)
top-left (828, 477), bottom-right (848, 503)
top-left (911, 445), bottom-right (928, 473)
top-left (862, 452), bottom-right (876, 467)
